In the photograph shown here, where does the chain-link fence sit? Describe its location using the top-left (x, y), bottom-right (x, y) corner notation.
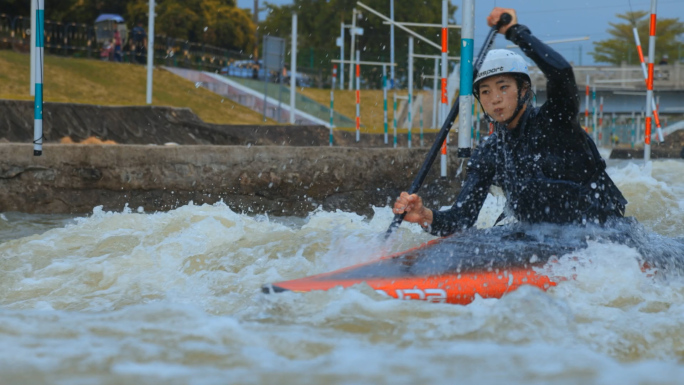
top-left (0, 13), bottom-right (326, 86)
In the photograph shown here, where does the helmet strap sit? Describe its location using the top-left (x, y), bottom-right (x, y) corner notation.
top-left (502, 86), bottom-right (531, 126)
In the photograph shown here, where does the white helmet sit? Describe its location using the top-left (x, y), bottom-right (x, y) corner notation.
top-left (474, 49), bottom-right (530, 86)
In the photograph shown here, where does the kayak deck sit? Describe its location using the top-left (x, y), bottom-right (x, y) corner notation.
top-left (263, 220), bottom-right (663, 305)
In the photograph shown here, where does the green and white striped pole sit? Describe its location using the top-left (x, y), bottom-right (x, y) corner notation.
top-left (457, 0), bottom-right (474, 159)
top-left (419, 95), bottom-right (424, 147)
top-left (393, 92), bottom-right (397, 148)
top-left (383, 64), bottom-right (388, 145)
top-left (33, 0), bottom-right (44, 156)
top-left (407, 37), bottom-right (413, 149)
top-left (330, 65), bottom-right (336, 146)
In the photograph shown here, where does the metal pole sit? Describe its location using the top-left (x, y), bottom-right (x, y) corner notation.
top-left (592, 85), bottom-right (597, 143)
top-left (33, 0), bottom-right (44, 156)
top-left (475, 102), bottom-right (481, 143)
top-left (611, 112), bottom-right (616, 148)
top-left (631, 111), bottom-right (636, 148)
top-left (290, 13), bottom-right (297, 124)
top-left (330, 65), bottom-right (336, 145)
top-left (146, 0), bottom-right (155, 105)
top-left (440, 0), bottom-right (451, 177)
top-left (30, 0), bottom-right (36, 96)
top-left (458, 0), bottom-right (474, 159)
top-left (355, 50), bottom-right (361, 142)
top-left (420, 95), bottom-right (424, 147)
top-left (339, 22), bottom-right (345, 90)
top-left (633, 27), bottom-right (664, 142)
top-left (278, 49), bottom-right (284, 122)
top-left (584, 75), bottom-right (590, 131)
top-left (599, 96), bottom-right (604, 144)
top-left (432, 58), bottom-right (438, 128)
top-left (393, 92), bottom-right (398, 148)
top-left (408, 37), bottom-right (413, 149)
top-left (263, 47), bottom-right (268, 121)
top-left (349, 9), bottom-right (356, 91)
top-left (357, 2), bottom-right (441, 50)
top-left (645, 0), bottom-right (657, 161)
top-left (383, 64), bottom-right (388, 144)
top-left (390, 0), bottom-right (395, 89)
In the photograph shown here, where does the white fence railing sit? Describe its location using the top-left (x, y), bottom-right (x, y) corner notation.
top-left (529, 62), bottom-right (684, 90)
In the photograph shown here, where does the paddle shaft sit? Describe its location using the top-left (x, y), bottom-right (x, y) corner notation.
top-left (385, 13), bottom-right (512, 238)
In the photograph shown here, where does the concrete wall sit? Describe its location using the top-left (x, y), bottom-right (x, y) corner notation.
top-left (0, 144), bottom-right (466, 216)
top-left (0, 100), bottom-right (441, 148)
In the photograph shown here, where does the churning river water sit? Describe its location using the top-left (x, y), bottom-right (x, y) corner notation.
top-left (1, 159), bottom-right (684, 385)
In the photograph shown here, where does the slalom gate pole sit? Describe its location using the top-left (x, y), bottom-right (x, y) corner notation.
top-left (432, 58), bottom-right (439, 129)
top-left (599, 96), bottom-right (604, 143)
top-left (632, 24), bottom-right (664, 144)
top-left (420, 96), bottom-right (424, 147)
top-left (408, 37), bottom-right (414, 149)
top-left (611, 112), bottom-right (616, 148)
top-left (30, 0), bottom-right (36, 96)
top-left (457, 0), bottom-right (474, 159)
top-left (592, 85), bottom-right (597, 142)
top-left (393, 93), bottom-right (398, 148)
top-left (440, 0), bottom-right (449, 178)
top-left (584, 75), bottom-right (590, 132)
top-left (330, 65), bottom-right (336, 146)
top-left (385, 13), bottom-right (512, 238)
top-left (33, 0), bottom-right (44, 156)
top-left (383, 65), bottom-right (388, 145)
top-left (631, 111), bottom-right (636, 149)
top-left (290, 14), bottom-right (298, 123)
top-left (475, 102), bottom-right (481, 143)
top-left (355, 50), bottom-right (360, 142)
top-left (644, 0), bottom-right (657, 162)
top-left (146, 0), bottom-right (155, 105)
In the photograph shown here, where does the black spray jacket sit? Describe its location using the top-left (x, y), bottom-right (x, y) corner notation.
top-left (429, 24), bottom-right (627, 237)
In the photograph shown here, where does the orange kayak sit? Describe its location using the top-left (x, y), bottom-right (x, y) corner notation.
top-left (261, 225), bottom-right (593, 305)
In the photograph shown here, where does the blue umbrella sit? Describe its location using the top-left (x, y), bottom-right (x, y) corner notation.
top-left (95, 14), bottom-right (125, 23)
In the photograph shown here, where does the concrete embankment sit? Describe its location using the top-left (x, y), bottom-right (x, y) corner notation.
top-left (0, 144), bottom-right (465, 216)
top-left (610, 147), bottom-right (684, 159)
top-left (0, 100), bottom-right (438, 147)
top-left (609, 129), bottom-right (684, 159)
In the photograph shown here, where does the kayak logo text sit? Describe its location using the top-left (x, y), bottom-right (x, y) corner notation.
top-left (375, 288), bottom-right (447, 303)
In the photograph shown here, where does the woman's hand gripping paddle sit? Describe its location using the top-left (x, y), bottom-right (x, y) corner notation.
top-left (385, 13), bottom-right (512, 239)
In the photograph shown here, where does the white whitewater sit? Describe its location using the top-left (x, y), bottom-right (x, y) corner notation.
top-left (1, 159), bottom-right (683, 384)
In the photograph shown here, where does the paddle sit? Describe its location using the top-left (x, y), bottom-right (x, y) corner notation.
top-left (385, 13), bottom-right (512, 239)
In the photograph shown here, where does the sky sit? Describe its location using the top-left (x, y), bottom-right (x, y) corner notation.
top-left (237, 0), bottom-right (684, 65)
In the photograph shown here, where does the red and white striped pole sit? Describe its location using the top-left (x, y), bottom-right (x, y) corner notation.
top-left (633, 25), bottom-right (664, 143)
top-left (644, 0), bottom-right (657, 161)
top-left (584, 75), bottom-right (590, 133)
top-left (355, 50), bottom-right (361, 142)
top-left (440, 0), bottom-right (449, 178)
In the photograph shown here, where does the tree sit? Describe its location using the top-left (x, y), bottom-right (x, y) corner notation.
top-left (125, 0), bottom-right (255, 52)
top-left (260, 0), bottom-right (460, 88)
top-left (591, 11), bottom-right (684, 65)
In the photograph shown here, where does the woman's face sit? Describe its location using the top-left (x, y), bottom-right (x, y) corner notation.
top-left (477, 74), bottom-right (522, 125)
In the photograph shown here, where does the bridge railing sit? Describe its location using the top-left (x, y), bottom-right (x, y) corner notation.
top-left (529, 62), bottom-right (683, 90)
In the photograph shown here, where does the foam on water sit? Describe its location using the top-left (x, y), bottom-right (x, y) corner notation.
top-left (1, 160), bottom-right (683, 384)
